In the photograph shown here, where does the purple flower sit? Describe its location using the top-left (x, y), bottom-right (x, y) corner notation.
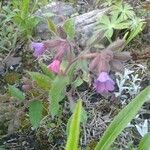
top-left (31, 42), bottom-right (46, 57)
top-left (94, 72), bottom-right (115, 94)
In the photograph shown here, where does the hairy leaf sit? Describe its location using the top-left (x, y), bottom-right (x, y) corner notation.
top-left (63, 18), bottom-right (75, 40)
top-left (47, 18), bottom-right (58, 34)
top-left (8, 85), bottom-right (25, 101)
top-left (28, 71), bottom-right (52, 90)
top-left (39, 63), bottom-right (55, 79)
top-left (29, 100), bottom-right (43, 129)
top-left (49, 76), bottom-right (69, 117)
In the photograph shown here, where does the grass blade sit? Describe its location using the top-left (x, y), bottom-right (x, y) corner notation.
top-left (138, 133), bottom-right (150, 150)
top-left (95, 86), bottom-right (150, 150)
top-left (65, 100), bottom-right (82, 150)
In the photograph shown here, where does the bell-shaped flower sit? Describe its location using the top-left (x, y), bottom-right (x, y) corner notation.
top-left (47, 59), bottom-right (60, 74)
top-left (31, 42), bottom-right (46, 57)
top-left (94, 72), bottom-right (115, 94)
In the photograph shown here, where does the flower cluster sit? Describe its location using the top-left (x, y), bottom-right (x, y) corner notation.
top-left (31, 39), bottom-right (70, 74)
top-left (89, 39), bottom-right (131, 94)
top-left (31, 39), bottom-right (131, 94)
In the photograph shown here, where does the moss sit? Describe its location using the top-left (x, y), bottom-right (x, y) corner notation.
top-left (4, 72), bottom-right (21, 85)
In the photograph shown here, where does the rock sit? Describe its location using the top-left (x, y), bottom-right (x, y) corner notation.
top-left (4, 56), bottom-right (21, 68)
top-left (35, 1), bottom-right (109, 47)
top-left (35, 1), bottom-right (76, 40)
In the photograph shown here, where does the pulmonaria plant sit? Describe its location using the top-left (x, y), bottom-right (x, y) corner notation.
top-left (31, 36), bottom-right (131, 95)
top-left (89, 39), bottom-right (131, 94)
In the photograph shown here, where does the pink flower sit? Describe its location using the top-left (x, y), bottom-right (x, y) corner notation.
top-left (47, 59), bottom-right (60, 74)
top-left (31, 42), bottom-right (46, 57)
top-left (94, 72), bottom-right (115, 94)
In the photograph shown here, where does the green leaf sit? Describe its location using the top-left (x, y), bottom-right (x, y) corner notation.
top-left (65, 100), bottom-right (82, 150)
top-left (29, 100), bottom-right (43, 129)
top-left (47, 18), bottom-right (58, 34)
top-left (79, 59), bottom-right (89, 72)
top-left (94, 86), bottom-right (150, 150)
top-left (111, 2), bottom-right (135, 20)
top-left (95, 12), bottom-right (131, 40)
top-left (114, 22), bottom-right (130, 29)
top-left (138, 133), bottom-right (150, 150)
top-left (39, 63), bottom-right (55, 79)
top-left (66, 116), bottom-right (72, 135)
top-left (81, 107), bottom-right (88, 124)
top-left (8, 85), bottom-right (25, 101)
top-left (63, 18), bottom-right (75, 40)
top-left (70, 100), bottom-right (88, 124)
top-left (126, 20), bottom-right (144, 45)
top-left (49, 76), bottom-right (69, 117)
top-left (28, 71), bottom-right (52, 90)
top-left (21, 0), bottom-right (30, 17)
top-left (73, 77), bottom-right (83, 88)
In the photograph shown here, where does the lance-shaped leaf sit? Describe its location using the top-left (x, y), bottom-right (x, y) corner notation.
top-left (94, 86), bottom-right (150, 150)
top-left (8, 85), bottom-right (25, 101)
top-left (21, 0), bottom-right (30, 17)
top-left (29, 100), bottom-right (43, 129)
top-left (28, 71), bottom-right (52, 90)
top-left (47, 18), bottom-right (58, 35)
top-left (39, 63), bottom-right (55, 79)
top-left (63, 18), bottom-right (75, 40)
top-left (65, 100), bottom-right (82, 150)
top-left (49, 76), bottom-right (69, 117)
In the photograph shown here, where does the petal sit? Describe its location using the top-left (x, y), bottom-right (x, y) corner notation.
top-left (94, 81), bottom-right (108, 93)
top-left (47, 59), bottom-right (60, 74)
top-left (33, 49), bottom-right (44, 57)
top-left (107, 77), bottom-right (115, 85)
top-left (97, 72), bottom-right (110, 82)
top-left (105, 81), bottom-right (115, 91)
top-left (31, 42), bottom-right (44, 50)
top-left (31, 42), bottom-right (46, 57)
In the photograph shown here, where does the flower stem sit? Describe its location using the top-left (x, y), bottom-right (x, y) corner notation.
top-left (63, 53), bottom-right (98, 75)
